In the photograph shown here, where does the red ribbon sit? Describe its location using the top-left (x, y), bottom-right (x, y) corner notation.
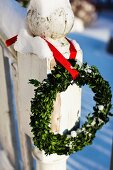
top-left (6, 35), bottom-right (18, 47)
top-left (66, 38), bottom-right (77, 59)
top-left (44, 39), bottom-right (79, 80)
top-left (5, 35), bottom-right (79, 80)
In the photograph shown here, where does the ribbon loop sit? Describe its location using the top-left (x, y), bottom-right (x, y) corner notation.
top-left (44, 39), bottom-right (79, 80)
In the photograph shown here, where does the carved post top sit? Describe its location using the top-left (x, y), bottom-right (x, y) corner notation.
top-left (27, 0), bottom-right (73, 18)
top-left (14, 0), bottom-right (83, 61)
top-left (26, 0), bottom-right (74, 38)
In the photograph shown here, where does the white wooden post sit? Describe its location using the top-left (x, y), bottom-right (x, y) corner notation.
top-left (16, 52), bottom-right (68, 170)
top-left (13, 0), bottom-right (82, 169)
top-left (16, 50), bottom-right (82, 170)
top-left (16, 53), bottom-right (47, 170)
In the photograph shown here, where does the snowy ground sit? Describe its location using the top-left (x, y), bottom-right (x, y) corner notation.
top-left (68, 11), bottom-right (113, 170)
top-left (0, 1), bottom-right (113, 169)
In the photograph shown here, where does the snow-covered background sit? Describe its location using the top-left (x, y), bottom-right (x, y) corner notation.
top-left (68, 11), bottom-right (113, 170)
top-left (0, 0), bottom-right (26, 37)
top-left (0, 0), bottom-right (113, 169)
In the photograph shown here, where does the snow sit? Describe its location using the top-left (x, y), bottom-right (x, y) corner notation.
top-left (98, 105), bottom-right (104, 111)
top-left (14, 29), bottom-right (53, 59)
top-left (14, 28), bottom-right (83, 62)
top-left (28, 0), bottom-right (72, 17)
top-left (68, 11), bottom-right (113, 170)
top-left (71, 131), bottom-right (77, 138)
top-left (0, 0), bottom-right (26, 37)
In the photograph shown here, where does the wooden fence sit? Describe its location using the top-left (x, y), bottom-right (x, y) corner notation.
top-left (0, 30), bottom-right (48, 170)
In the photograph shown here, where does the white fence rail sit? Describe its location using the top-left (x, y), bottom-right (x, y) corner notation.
top-left (0, 35), bottom-right (37, 169)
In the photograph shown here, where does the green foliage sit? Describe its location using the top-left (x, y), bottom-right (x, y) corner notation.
top-left (29, 59), bottom-right (113, 155)
top-left (16, 0), bottom-right (29, 7)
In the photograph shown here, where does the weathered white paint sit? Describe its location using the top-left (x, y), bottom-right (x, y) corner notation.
top-left (27, 0), bottom-right (74, 38)
top-left (17, 52), bottom-right (47, 170)
top-left (36, 156), bottom-right (68, 170)
top-left (0, 150), bottom-right (14, 170)
top-left (33, 149), bottom-right (68, 170)
top-left (60, 84), bottom-right (81, 133)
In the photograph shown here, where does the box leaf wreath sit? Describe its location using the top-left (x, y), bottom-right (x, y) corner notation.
top-left (29, 59), bottom-right (113, 155)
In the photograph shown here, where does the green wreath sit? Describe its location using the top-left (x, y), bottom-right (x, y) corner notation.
top-left (29, 59), bottom-right (113, 155)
